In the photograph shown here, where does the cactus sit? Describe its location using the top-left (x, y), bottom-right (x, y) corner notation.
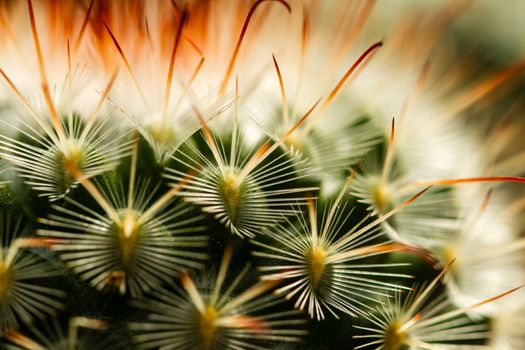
top-left (0, 1), bottom-right (524, 349)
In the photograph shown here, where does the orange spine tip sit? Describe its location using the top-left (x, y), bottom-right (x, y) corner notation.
top-left (220, 0), bottom-right (292, 95)
top-left (283, 98), bottom-right (321, 139)
top-left (469, 285), bottom-right (523, 309)
top-left (415, 176), bottom-right (525, 186)
top-left (163, 6), bottom-right (189, 117)
top-left (321, 41), bottom-right (383, 111)
top-left (27, 0), bottom-right (66, 141)
top-left (74, 0), bottom-right (94, 51)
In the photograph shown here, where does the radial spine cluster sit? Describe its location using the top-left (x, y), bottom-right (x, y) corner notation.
top-left (0, 0), bottom-right (524, 349)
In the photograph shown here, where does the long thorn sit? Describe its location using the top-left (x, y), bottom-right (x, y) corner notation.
top-left (445, 60), bottom-right (525, 118)
top-left (190, 104), bottom-right (227, 174)
top-left (5, 330), bottom-right (45, 350)
top-left (332, 186), bottom-right (432, 251)
top-left (211, 244), bottom-right (234, 305)
top-left (163, 6), bottom-right (189, 120)
top-left (321, 41), bottom-right (383, 111)
top-left (415, 176), bottom-right (525, 186)
top-left (104, 22), bottom-right (149, 110)
top-left (0, 67), bottom-right (61, 146)
top-left (301, 41), bottom-right (383, 135)
top-left (235, 98), bottom-right (320, 184)
top-left (219, 0), bottom-right (291, 95)
top-left (381, 118), bottom-right (396, 181)
top-left (74, 0), bottom-right (95, 52)
top-left (406, 259), bottom-right (456, 318)
top-left (79, 68), bottom-right (119, 143)
top-left (181, 274), bottom-right (205, 313)
top-left (63, 160), bottom-right (121, 225)
top-left (127, 132), bottom-right (140, 211)
top-left (27, 0), bottom-right (66, 143)
top-left (138, 172), bottom-right (194, 225)
top-left (272, 53), bottom-right (289, 123)
top-left (320, 169), bottom-right (356, 240)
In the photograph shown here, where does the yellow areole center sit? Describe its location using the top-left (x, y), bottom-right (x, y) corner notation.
top-left (308, 245), bottom-right (327, 289)
top-left (0, 261), bottom-right (12, 304)
top-left (384, 321), bottom-right (407, 350)
top-left (200, 306), bottom-right (219, 350)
